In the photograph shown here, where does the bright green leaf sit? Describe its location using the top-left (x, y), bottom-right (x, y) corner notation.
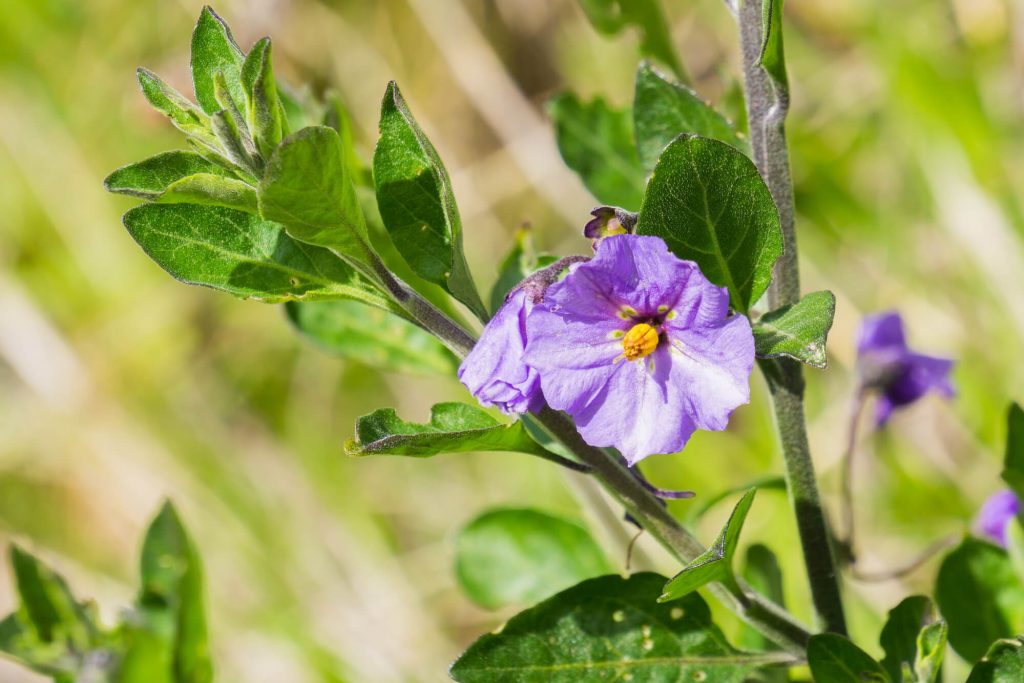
top-left (634, 62), bottom-right (748, 171)
top-left (936, 538), bottom-right (1024, 662)
top-left (760, 0), bottom-right (788, 91)
top-left (636, 135), bottom-right (783, 313)
top-left (576, 0), bottom-right (686, 82)
top-left (879, 596), bottom-right (947, 683)
top-left (190, 6), bottom-right (246, 116)
top-left (455, 508), bottom-right (611, 610)
top-left (259, 126), bottom-right (371, 262)
top-left (451, 573), bottom-right (791, 682)
top-left (489, 229), bottom-right (558, 314)
top-left (285, 300), bottom-right (457, 375)
top-left (373, 81), bottom-right (487, 320)
top-left (753, 290), bottom-right (836, 369)
top-left (548, 92), bottom-right (645, 210)
top-left (807, 634), bottom-right (890, 683)
top-left (105, 151), bottom-right (232, 199)
top-left (660, 488), bottom-right (757, 602)
top-left (966, 637), bottom-right (1024, 683)
top-left (1001, 402), bottom-right (1024, 501)
top-left (159, 173), bottom-right (258, 213)
top-left (210, 71), bottom-right (261, 177)
top-left (122, 203), bottom-right (396, 310)
top-left (240, 37), bottom-right (283, 159)
top-left (136, 68), bottom-right (219, 150)
top-left (344, 403), bottom-right (558, 459)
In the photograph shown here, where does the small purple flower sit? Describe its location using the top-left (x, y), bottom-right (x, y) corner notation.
top-left (458, 288), bottom-right (544, 414)
top-left (583, 206), bottom-right (637, 247)
top-left (523, 234), bottom-right (754, 465)
top-left (856, 311), bottom-right (955, 425)
top-left (975, 490), bottom-right (1021, 547)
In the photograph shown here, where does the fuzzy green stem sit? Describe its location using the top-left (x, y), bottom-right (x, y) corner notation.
top-left (739, 0), bottom-right (847, 635)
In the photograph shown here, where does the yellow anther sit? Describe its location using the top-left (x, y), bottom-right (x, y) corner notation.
top-left (622, 323), bottom-right (659, 361)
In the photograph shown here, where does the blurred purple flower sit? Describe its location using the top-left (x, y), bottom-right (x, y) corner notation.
top-left (583, 206), bottom-right (637, 248)
top-left (975, 490), bottom-right (1021, 547)
top-left (856, 311), bottom-right (954, 425)
top-left (523, 234), bottom-right (754, 465)
top-left (458, 288), bottom-right (543, 414)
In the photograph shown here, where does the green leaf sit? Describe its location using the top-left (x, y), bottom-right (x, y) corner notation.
top-left (136, 68), bottom-right (219, 150)
top-left (1001, 402), bottom-right (1024, 501)
top-left (122, 203), bottom-right (396, 310)
top-left (739, 545), bottom-right (787, 683)
top-left (576, 0), bottom-right (686, 82)
top-left (659, 488), bottom-right (757, 602)
top-left (879, 596), bottom-right (947, 683)
top-left (634, 62), bottom-right (749, 172)
top-left (1006, 519), bottom-right (1024, 584)
top-left (455, 508), bottom-right (611, 610)
top-left (344, 402), bottom-right (557, 459)
top-left (760, 0), bottom-right (788, 91)
top-left (451, 573), bottom-right (789, 682)
top-left (259, 126), bottom-right (371, 262)
top-left (121, 502), bottom-right (211, 683)
top-left (636, 135), bottom-right (783, 313)
top-left (240, 37), bottom-right (283, 159)
top-left (210, 71), bottom-right (261, 177)
top-left (548, 92), bottom-right (645, 211)
top-left (753, 290), bottom-right (836, 369)
top-left (190, 6), bottom-right (246, 116)
top-left (284, 300), bottom-right (457, 375)
top-left (935, 537), bottom-right (1024, 662)
top-left (489, 229), bottom-right (558, 314)
top-left (105, 151), bottom-right (232, 199)
top-left (373, 81), bottom-right (487, 320)
top-left (966, 637), bottom-right (1024, 683)
top-left (807, 634), bottom-right (890, 683)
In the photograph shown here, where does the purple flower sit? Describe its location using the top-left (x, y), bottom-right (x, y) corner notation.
top-left (583, 206), bottom-right (637, 247)
top-left (458, 288), bottom-right (544, 414)
top-left (975, 490), bottom-right (1021, 547)
top-left (856, 311), bottom-right (955, 425)
top-left (522, 234), bottom-right (754, 465)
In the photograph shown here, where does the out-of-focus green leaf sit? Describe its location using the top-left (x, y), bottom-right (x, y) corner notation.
top-left (936, 538), bottom-right (1024, 662)
top-left (488, 229), bottom-right (558, 314)
top-left (136, 68), bottom-right (219, 150)
top-left (190, 6), bottom-right (246, 116)
top-left (753, 290), bottom-right (836, 369)
top-left (122, 203), bottom-right (396, 310)
top-left (373, 81), bottom-right (487, 320)
top-left (451, 573), bottom-right (787, 682)
top-left (966, 637), bottom-right (1024, 683)
top-left (760, 0), bottom-right (788, 91)
top-left (576, 0), bottom-right (686, 82)
top-left (879, 596), bottom-right (947, 683)
top-left (659, 488), bottom-right (757, 602)
top-left (634, 62), bottom-right (748, 171)
top-left (1001, 402), bottom-right (1024, 501)
top-left (285, 300), bottom-right (457, 375)
top-left (807, 634), bottom-right (890, 682)
top-left (740, 544), bottom-right (787, 683)
top-left (344, 403), bottom-right (557, 459)
top-left (455, 508), bottom-right (610, 610)
top-left (548, 92), bottom-right (645, 211)
top-left (323, 92), bottom-right (371, 187)
top-left (636, 135), bottom-right (783, 313)
top-left (686, 477), bottom-right (786, 523)
top-left (258, 126), bottom-right (371, 262)
top-left (240, 37), bottom-right (283, 159)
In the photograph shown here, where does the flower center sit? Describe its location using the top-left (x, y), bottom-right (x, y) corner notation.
top-left (622, 323), bottom-right (659, 361)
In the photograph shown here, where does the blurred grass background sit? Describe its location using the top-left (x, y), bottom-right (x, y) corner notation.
top-left (1, 0), bottom-right (1022, 681)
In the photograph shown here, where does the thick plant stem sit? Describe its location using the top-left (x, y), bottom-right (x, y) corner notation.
top-left (739, 0), bottom-right (848, 635)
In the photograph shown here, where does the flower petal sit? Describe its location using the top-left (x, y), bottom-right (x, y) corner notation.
top-left (858, 310), bottom-right (907, 354)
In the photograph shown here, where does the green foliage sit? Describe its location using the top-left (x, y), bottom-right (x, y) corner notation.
top-left (753, 290), bottom-right (836, 369)
top-left (373, 81), bottom-right (487, 320)
top-left (450, 573), bottom-right (784, 682)
top-left (967, 637), bottom-right (1024, 683)
top-left (1001, 402), bottom-right (1024, 501)
top-left (489, 229), bottom-right (558, 314)
top-left (576, 0), bottom-right (685, 82)
top-left (190, 6), bottom-right (246, 116)
top-left (454, 508), bottom-right (610, 610)
top-left (636, 135), bottom-right (783, 313)
top-left (759, 0), bottom-right (788, 91)
top-left (548, 92), bottom-right (645, 210)
top-left (879, 596), bottom-right (947, 683)
top-left (258, 126), bottom-right (370, 260)
top-left (633, 62), bottom-right (748, 172)
top-left (659, 488), bottom-right (756, 602)
top-left (285, 300), bottom-right (457, 375)
top-left (122, 203), bottom-right (396, 310)
top-left (935, 538), bottom-right (1024, 662)
top-left (105, 151), bottom-right (230, 199)
top-left (344, 403), bottom-right (558, 459)
top-left (136, 69), bottom-right (219, 151)
top-left (807, 634), bottom-right (890, 682)
top-left (240, 37), bottom-right (284, 159)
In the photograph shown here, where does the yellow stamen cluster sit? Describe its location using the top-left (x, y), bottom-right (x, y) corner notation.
top-left (622, 323), bottom-right (659, 361)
